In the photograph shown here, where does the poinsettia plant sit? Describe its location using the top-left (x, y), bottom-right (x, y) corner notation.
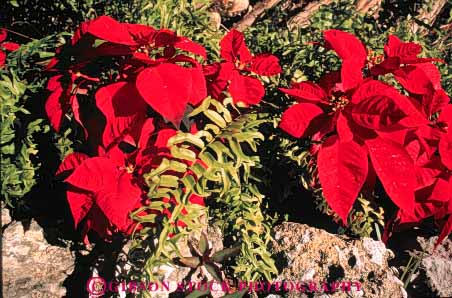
top-left (280, 29), bottom-right (451, 246)
top-left (45, 15), bottom-right (281, 282)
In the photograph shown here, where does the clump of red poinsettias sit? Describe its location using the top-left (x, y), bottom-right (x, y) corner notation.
top-left (280, 30), bottom-right (451, 246)
top-left (46, 16), bottom-right (281, 243)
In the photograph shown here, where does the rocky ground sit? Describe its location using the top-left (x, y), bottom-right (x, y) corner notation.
top-left (3, 201), bottom-right (451, 298)
top-left (2, 205), bottom-right (74, 298)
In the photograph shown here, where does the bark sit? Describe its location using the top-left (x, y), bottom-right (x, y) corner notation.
top-left (411, 0), bottom-right (448, 34)
top-left (355, 0), bottom-right (382, 18)
top-left (287, 0), bottom-right (383, 30)
top-left (287, 0), bottom-right (333, 30)
top-left (233, 0), bottom-right (282, 31)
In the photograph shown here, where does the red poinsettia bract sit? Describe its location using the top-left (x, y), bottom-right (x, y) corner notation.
top-left (45, 16), bottom-right (207, 136)
top-left (280, 29), bottom-right (451, 245)
top-left (0, 29), bottom-right (20, 67)
top-left (205, 29), bottom-right (281, 105)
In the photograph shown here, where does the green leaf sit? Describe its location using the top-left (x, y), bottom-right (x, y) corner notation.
top-left (169, 133), bottom-right (205, 148)
top-left (185, 289), bottom-right (211, 298)
top-left (221, 290), bottom-right (248, 298)
top-left (159, 175), bottom-right (179, 188)
top-left (204, 263), bottom-right (222, 281)
top-left (198, 232), bottom-right (208, 255)
top-left (178, 256), bottom-right (201, 268)
top-left (170, 146), bottom-right (197, 161)
top-left (211, 246), bottom-right (241, 263)
top-left (204, 110), bottom-right (227, 128)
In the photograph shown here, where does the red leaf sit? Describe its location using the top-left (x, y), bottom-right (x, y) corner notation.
top-left (394, 63), bottom-right (442, 95)
top-left (189, 194), bottom-right (205, 206)
top-left (219, 29), bottom-right (252, 63)
top-left (94, 171), bottom-right (142, 233)
top-left (377, 129), bottom-right (408, 145)
top-left (336, 112), bottom-right (354, 142)
top-left (351, 80), bottom-right (427, 129)
top-left (415, 157), bottom-right (444, 190)
top-left (137, 118), bottom-right (156, 149)
top-left (173, 36), bottom-right (207, 60)
top-left (436, 215), bottom-right (452, 248)
top-left (351, 80), bottom-right (395, 104)
top-left (248, 54), bottom-right (282, 76)
top-left (228, 71), bottom-right (265, 105)
top-left (351, 96), bottom-right (406, 130)
top-left (1, 42), bottom-right (20, 51)
top-left (366, 137), bottom-right (416, 215)
top-left (70, 96), bottom-right (89, 139)
top-left (429, 176), bottom-right (452, 202)
top-left (323, 30), bottom-right (366, 91)
top-left (56, 152), bottom-right (90, 176)
top-left (82, 204), bottom-right (113, 242)
top-left (126, 23), bottom-right (157, 45)
top-left (152, 29), bottom-right (177, 47)
top-left (319, 71), bottom-right (340, 96)
top-left (323, 30), bottom-right (367, 63)
top-left (66, 188), bottom-right (93, 228)
top-left (45, 87), bottom-right (65, 132)
top-left (339, 58), bottom-right (364, 91)
top-left (45, 75), bottom-right (70, 132)
top-left (136, 128), bottom-right (177, 169)
top-left (279, 103), bottom-right (324, 138)
top-left (95, 82), bottom-right (147, 148)
top-left (414, 126), bottom-right (442, 155)
top-left (311, 115), bottom-right (335, 142)
top-left (204, 62), bottom-right (234, 100)
top-left (398, 200), bottom-right (442, 224)
top-left (423, 89), bottom-right (450, 117)
top-left (136, 63), bottom-right (205, 127)
top-left (370, 57), bottom-right (400, 76)
top-left (280, 81), bottom-right (327, 103)
top-left (65, 157), bottom-right (118, 192)
top-left (384, 35), bottom-right (421, 61)
top-left (72, 16), bottom-right (137, 46)
top-left (64, 156), bottom-right (142, 233)
top-left (0, 29), bottom-right (6, 42)
top-left (187, 65), bottom-right (208, 106)
top-left (438, 104), bottom-right (452, 126)
top-left (439, 132), bottom-right (452, 170)
top-left (317, 136), bottom-right (368, 224)
top-left (0, 50), bottom-right (5, 67)
top-left (154, 128), bottom-right (177, 149)
top-left (104, 144), bottom-right (129, 166)
top-left (363, 161), bottom-right (377, 194)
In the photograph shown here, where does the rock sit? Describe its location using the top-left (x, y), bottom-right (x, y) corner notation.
top-left (2, 218), bottom-right (74, 298)
top-left (212, 0), bottom-right (250, 17)
top-left (1, 203), bottom-right (12, 228)
top-left (271, 222), bottom-right (407, 298)
top-left (407, 236), bottom-right (452, 297)
top-left (209, 11), bottom-right (222, 29)
top-left (421, 257), bottom-right (452, 297)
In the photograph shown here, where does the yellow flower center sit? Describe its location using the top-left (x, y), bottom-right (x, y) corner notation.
top-left (330, 95), bottom-right (349, 112)
top-left (367, 50), bottom-right (385, 67)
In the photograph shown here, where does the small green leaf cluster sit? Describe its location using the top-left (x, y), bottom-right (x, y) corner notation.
top-left (0, 71), bottom-right (46, 205)
top-left (1, 34), bottom-right (74, 206)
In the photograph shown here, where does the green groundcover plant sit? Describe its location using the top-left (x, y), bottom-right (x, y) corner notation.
top-left (1, 0), bottom-right (451, 297)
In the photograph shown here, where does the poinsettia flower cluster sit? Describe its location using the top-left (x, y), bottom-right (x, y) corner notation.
top-left (0, 29), bottom-right (20, 67)
top-left (280, 30), bottom-right (451, 245)
top-left (47, 16), bottom-right (281, 242)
